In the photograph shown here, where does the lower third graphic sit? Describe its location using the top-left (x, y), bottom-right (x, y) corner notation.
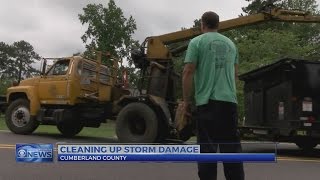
top-left (16, 144), bottom-right (53, 162)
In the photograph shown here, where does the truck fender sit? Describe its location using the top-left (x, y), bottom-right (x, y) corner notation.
top-left (7, 86), bottom-right (40, 116)
top-left (148, 95), bottom-right (173, 127)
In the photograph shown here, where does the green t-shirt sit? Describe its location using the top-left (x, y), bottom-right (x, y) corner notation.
top-left (184, 32), bottom-right (238, 106)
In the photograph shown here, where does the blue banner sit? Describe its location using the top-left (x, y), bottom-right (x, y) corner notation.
top-left (16, 144), bottom-right (53, 163)
top-left (58, 153), bottom-right (276, 162)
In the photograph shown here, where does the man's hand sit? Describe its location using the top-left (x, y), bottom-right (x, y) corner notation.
top-left (182, 101), bottom-right (192, 117)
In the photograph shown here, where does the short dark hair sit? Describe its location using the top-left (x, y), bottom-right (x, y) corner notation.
top-left (201, 11), bottom-right (219, 29)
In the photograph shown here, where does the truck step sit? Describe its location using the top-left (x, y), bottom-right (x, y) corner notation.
top-left (42, 117), bottom-right (54, 121)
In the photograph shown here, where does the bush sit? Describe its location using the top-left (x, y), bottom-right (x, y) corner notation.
top-left (0, 79), bottom-right (12, 95)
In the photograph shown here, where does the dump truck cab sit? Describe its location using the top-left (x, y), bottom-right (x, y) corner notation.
top-left (5, 54), bottom-right (127, 137)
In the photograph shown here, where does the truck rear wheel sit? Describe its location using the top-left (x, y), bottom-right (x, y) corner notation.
top-left (116, 103), bottom-right (158, 143)
top-left (5, 99), bottom-right (39, 134)
top-left (295, 141), bottom-right (318, 150)
top-left (57, 122), bottom-right (83, 137)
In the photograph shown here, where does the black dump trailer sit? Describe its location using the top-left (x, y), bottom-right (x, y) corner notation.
top-left (239, 58), bottom-right (320, 150)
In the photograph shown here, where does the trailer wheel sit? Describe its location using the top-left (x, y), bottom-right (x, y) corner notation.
top-left (295, 141), bottom-right (318, 150)
top-left (57, 122), bottom-right (83, 137)
top-left (116, 102), bottom-right (158, 143)
top-left (5, 99), bottom-right (39, 134)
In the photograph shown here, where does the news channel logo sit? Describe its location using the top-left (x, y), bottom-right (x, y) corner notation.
top-left (16, 144), bottom-right (53, 162)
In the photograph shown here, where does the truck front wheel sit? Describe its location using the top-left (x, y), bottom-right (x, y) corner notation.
top-left (57, 122), bottom-right (83, 137)
top-left (5, 99), bottom-right (39, 134)
top-left (116, 103), bottom-right (158, 143)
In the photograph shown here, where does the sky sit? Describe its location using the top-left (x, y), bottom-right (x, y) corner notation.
top-left (0, 0), bottom-right (251, 58)
top-left (0, 0), bottom-right (319, 58)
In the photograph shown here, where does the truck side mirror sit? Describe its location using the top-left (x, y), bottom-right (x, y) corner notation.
top-left (41, 59), bottom-right (47, 76)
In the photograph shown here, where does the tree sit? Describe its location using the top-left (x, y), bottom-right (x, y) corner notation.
top-left (243, 0), bottom-right (319, 14)
top-left (72, 52), bottom-right (83, 56)
top-left (79, 0), bottom-right (140, 89)
top-left (242, 0), bottom-right (282, 14)
top-left (232, 0), bottom-right (320, 72)
top-left (0, 42), bottom-right (12, 79)
top-left (0, 41), bottom-right (40, 83)
top-left (79, 0), bottom-right (138, 62)
top-left (12, 41), bottom-right (41, 82)
top-left (223, 0), bottom-right (320, 120)
top-left (0, 42), bottom-right (13, 95)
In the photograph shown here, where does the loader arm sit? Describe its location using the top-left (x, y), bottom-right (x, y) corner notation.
top-left (145, 8), bottom-right (320, 60)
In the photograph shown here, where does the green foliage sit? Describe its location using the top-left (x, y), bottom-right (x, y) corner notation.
top-left (72, 52), bottom-right (83, 56)
top-left (0, 117), bottom-right (117, 138)
top-left (242, 0), bottom-right (319, 14)
top-left (173, 0), bottom-right (320, 120)
top-left (12, 41), bottom-right (41, 82)
top-left (242, 0), bottom-right (282, 14)
top-left (79, 0), bottom-right (138, 61)
top-left (0, 40), bottom-right (40, 83)
top-left (232, 0), bottom-right (320, 72)
top-left (0, 79), bottom-right (11, 95)
top-left (0, 42), bottom-right (12, 72)
top-left (79, 0), bottom-right (140, 88)
top-left (226, 28), bottom-right (317, 74)
top-left (193, 19), bottom-right (201, 28)
top-left (222, 0), bottom-right (320, 120)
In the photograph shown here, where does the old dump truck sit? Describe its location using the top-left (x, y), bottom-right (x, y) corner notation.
top-left (114, 7), bottom-right (320, 143)
top-left (3, 52), bottom-right (129, 137)
top-left (239, 58), bottom-right (320, 150)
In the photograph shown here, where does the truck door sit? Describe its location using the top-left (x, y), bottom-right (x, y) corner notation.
top-left (38, 59), bottom-right (71, 104)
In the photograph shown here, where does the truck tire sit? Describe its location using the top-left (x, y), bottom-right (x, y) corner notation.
top-left (57, 122), bottom-right (83, 137)
top-left (295, 141), bottom-right (318, 150)
top-left (116, 102), bottom-right (158, 143)
top-left (5, 99), bottom-right (39, 134)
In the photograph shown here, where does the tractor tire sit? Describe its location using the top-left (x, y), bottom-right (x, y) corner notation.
top-left (116, 102), bottom-right (159, 143)
top-left (5, 99), bottom-right (39, 134)
top-left (57, 122), bottom-right (83, 137)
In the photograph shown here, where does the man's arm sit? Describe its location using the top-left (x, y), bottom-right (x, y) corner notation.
top-left (183, 63), bottom-right (196, 103)
top-left (183, 38), bottom-right (198, 113)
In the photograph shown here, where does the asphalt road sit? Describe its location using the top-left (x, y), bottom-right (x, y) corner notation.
top-left (1, 130), bottom-right (320, 180)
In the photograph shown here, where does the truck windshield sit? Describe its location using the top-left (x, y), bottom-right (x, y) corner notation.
top-left (47, 59), bottom-right (70, 76)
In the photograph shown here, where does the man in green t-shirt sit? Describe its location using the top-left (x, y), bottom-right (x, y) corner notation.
top-left (183, 11), bottom-right (245, 180)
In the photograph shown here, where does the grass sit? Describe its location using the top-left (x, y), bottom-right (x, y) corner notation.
top-left (0, 114), bottom-right (197, 141)
top-left (0, 114), bottom-right (116, 138)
